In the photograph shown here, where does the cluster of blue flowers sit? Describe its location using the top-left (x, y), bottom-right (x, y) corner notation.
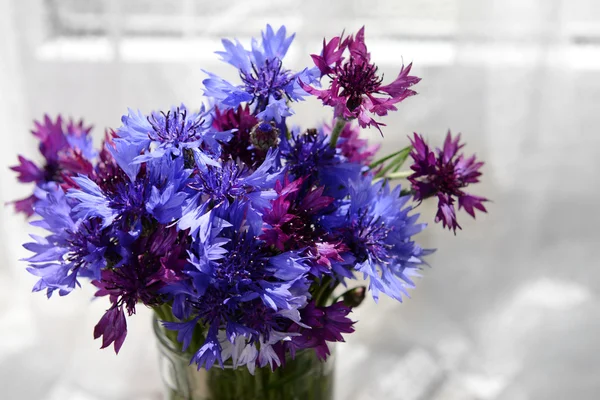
top-left (13, 25), bottom-right (488, 372)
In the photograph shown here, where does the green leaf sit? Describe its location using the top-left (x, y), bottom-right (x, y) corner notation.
top-left (368, 145), bottom-right (412, 169)
top-left (375, 146), bottom-right (412, 179)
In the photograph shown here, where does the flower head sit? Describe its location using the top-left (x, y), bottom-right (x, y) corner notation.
top-left (259, 176), bottom-right (350, 278)
top-left (10, 115), bottom-right (95, 216)
top-left (286, 301), bottom-right (354, 361)
top-left (116, 106), bottom-right (229, 166)
top-left (213, 105), bottom-right (259, 166)
top-left (323, 175), bottom-right (429, 302)
top-left (93, 224), bottom-right (188, 353)
top-left (301, 27), bottom-right (420, 133)
top-left (203, 25), bottom-right (317, 122)
top-left (179, 149), bottom-right (280, 235)
top-left (408, 132), bottom-right (488, 233)
top-left (23, 184), bottom-right (115, 297)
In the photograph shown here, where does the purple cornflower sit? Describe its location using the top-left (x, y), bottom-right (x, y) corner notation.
top-left (93, 225), bottom-right (188, 353)
top-left (408, 132), bottom-right (488, 233)
top-left (213, 105), bottom-right (259, 166)
top-left (261, 177), bottom-right (333, 251)
top-left (67, 146), bottom-right (190, 233)
top-left (179, 149), bottom-right (280, 235)
top-left (10, 115), bottom-right (95, 216)
top-left (301, 27), bottom-right (420, 133)
top-left (287, 301), bottom-right (354, 361)
top-left (260, 176), bottom-right (350, 278)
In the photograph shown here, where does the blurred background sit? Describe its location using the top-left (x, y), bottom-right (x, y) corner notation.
top-left (1, 0), bottom-right (599, 399)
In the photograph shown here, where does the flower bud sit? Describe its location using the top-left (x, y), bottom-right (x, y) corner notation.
top-left (342, 286), bottom-right (366, 308)
top-left (250, 121), bottom-right (280, 151)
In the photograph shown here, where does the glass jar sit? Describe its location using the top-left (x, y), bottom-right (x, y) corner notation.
top-left (153, 317), bottom-right (335, 400)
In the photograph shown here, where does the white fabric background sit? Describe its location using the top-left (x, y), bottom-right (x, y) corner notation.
top-left (1, 0), bottom-right (599, 399)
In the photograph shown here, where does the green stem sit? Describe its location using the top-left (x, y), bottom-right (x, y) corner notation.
top-left (400, 188), bottom-right (415, 197)
top-left (313, 276), bottom-right (333, 306)
top-left (385, 171), bottom-right (412, 180)
top-left (152, 303), bottom-right (182, 350)
top-left (314, 276), bottom-right (341, 307)
top-left (328, 118), bottom-right (347, 148)
top-left (319, 282), bottom-right (340, 306)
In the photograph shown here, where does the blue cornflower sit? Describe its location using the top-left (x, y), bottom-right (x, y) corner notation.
top-left (116, 105), bottom-right (230, 167)
top-left (23, 183), bottom-right (113, 297)
top-left (165, 201), bottom-right (309, 371)
top-left (203, 25), bottom-right (319, 122)
top-left (68, 149), bottom-right (190, 234)
top-left (178, 149), bottom-right (280, 235)
top-left (323, 175), bottom-right (431, 302)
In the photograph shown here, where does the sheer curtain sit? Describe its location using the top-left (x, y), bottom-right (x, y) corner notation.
top-left (1, 1), bottom-right (598, 399)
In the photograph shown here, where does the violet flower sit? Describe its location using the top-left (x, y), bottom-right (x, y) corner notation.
top-left (408, 131), bottom-right (488, 233)
top-left (10, 115), bottom-right (95, 216)
top-left (301, 27), bottom-right (420, 133)
top-left (287, 301), bottom-right (355, 361)
top-left (93, 225), bottom-right (188, 353)
top-left (213, 105), bottom-right (259, 166)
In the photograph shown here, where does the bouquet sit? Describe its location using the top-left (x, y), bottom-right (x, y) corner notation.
top-left (11, 25), bottom-right (488, 399)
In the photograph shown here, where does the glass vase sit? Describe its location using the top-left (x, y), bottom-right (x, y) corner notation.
top-left (153, 317), bottom-right (335, 400)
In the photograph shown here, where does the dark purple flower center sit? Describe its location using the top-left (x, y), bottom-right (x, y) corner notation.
top-left (189, 287), bottom-right (233, 325)
top-left (240, 58), bottom-right (293, 105)
top-left (65, 218), bottom-right (110, 269)
top-left (350, 209), bottom-right (392, 263)
top-left (336, 58), bottom-right (383, 111)
top-left (416, 161), bottom-right (462, 200)
top-left (147, 108), bottom-right (204, 145)
top-left (108, 180), bottom-right (146, 224)
top-left (190, 162), bottom-right (250, 206)
top-left (214, 106), bottom-right (261, 166)
top-left (102, 262), bottom-right (161, 315)
top-left (238, 301), bottom-right (284, 339)
top-left (285, 130), bottom-right (337, 180)
top-left (434, 162), bottom-right (462, 194)
top-left (215, 233), bottom-right (269, 285)
top-left (43, 161), bottom-right (62, 182)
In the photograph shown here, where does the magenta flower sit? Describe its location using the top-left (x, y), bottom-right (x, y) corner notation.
top-left (408, 131), bottom-right (488, 233)
top-left (10, 115), bottom-right (95, 216)
top-left (260, 176), bottom-right (334, 252)
top-left (92, 225), bottom-right (188, 353)
top-left (213, 105), bottom-right (259, 166)
top-left (287, 301), bottom-right (355, 361)
top-left (323, 120), bottom-right (380, 165)
top-left (300, 27), bottom-right (420, 133)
